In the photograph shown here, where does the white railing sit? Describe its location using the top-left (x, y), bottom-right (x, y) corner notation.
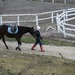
top-left (56, 8), bottom-right (75, 37)
top-left (1, 0), bottom-right (74, 4)
top-left (0, 7), bottom-right (75, 32)
top-left (0, 9), bottom-right (64, 31)
top-left (25, 0), bottom-right (73, 4)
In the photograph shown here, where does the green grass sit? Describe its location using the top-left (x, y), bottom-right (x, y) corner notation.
top-left (0, 50), bottom-right (75, 75)
top-left (5, 36), bottom-right (75, 46)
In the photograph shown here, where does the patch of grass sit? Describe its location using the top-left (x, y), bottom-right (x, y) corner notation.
top-left (0, 50), bottom-right (75, 75)
top-left (5, 36), bottom-right (75, 46)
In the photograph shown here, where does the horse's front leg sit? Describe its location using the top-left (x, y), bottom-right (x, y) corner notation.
top-left (2, 37), bottom-right (9, 49)
top-left (16, 39), bottom-right (21, 51)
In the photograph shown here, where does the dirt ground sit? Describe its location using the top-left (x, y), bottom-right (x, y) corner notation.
top-left (0, 40), bottom-right (75, 60)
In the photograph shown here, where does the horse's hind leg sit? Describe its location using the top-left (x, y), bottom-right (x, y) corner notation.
top-left (16, 39), bottom-right (21, 51)
top-left (0, 36), bottom-right (1, 39)
top-left (2, 37), bottom-right (9, 49)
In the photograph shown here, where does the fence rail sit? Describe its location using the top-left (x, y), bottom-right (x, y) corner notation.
top-left (0, 9), bottom-right (64, 31)
top-left (56, 8), bottom-right (75, 37)
top-left (1, 0), bottom-right (75, 4)
top-left (0, 7), bottom-right (75, 32)
top-left (21, 0), bottom-right (74, 4)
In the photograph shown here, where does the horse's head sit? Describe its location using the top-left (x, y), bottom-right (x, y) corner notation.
top-left (29, 27), bottom-right (35, 38)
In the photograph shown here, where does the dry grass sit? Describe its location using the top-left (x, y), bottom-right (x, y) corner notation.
top-left (0, 50), bottom-right (75, 75)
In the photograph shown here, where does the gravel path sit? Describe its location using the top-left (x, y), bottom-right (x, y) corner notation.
top-left (0, 41), bottom-right (75, 60)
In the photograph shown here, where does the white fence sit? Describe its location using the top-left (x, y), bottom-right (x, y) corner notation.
top-left (24, 0), bottom-right (73, 4)
top-left (56, 8), bottom-right (75, 37)
top-left (0, 9), bottom-right (64, 31)
top-left (0, 7), bottom-right (75, 33)
top-left (1, 0), bottom-right (75, 4)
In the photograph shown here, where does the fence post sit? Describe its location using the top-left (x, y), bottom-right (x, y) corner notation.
top-left (63, 23), bottom-right (66, 37)
top-left (17, 15), bottom-right (19, 26)
top-left (65, 10), bottom-right (68, 20)
top-left (0, 16), bottom-right (2, 25)
top-left (56, 13), bottom-right (60, 32)
top-left (30, 0), bottom-right (32, 1)
top-left (63, 10), bottom-right (66, 22)
top-left (41, 0), bottom-right (43, 2)
top-left (63, 11), bottom-right (66, 37)
top-left (52, 0), bottom-right (54, 3)
top-left (64, 0), bottom-right (66, 4)
top-left (35, 14), bottom-right (40, 28)
top-left (51, 12), bottom-right (54, 23)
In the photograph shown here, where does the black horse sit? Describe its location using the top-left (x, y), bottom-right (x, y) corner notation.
top-left (0, 24), bottom-right (35, 51)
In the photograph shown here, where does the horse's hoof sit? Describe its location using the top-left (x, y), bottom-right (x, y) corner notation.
top-left (16, 47), bottom-right (21, 51)
top-left (6, 47), bottom-right (9, 50)
top-left (6, 46), bottom-right (9, 49)
top-left (18, 48), bottom-right (21, 51)
top-left (16, 47), bottom-right (18, 50)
